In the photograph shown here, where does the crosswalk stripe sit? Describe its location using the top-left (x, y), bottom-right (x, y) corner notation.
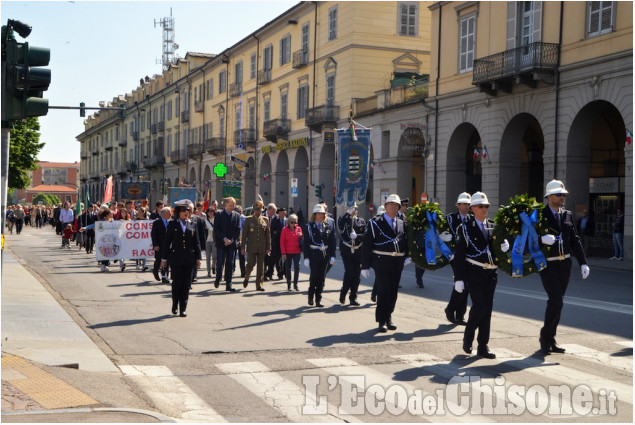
top-left (307, 357), bottom-right (496, 422)
top-left (615, 340), bottom-right (633, 348)
top-left (559, 344), bottom-right (633, 373)
top-left (215, 361), bottom-right (358, 423)
top-left (495, 349), bottom-right (633, 405)
top-left (119, 365), bottom-right (226, 422)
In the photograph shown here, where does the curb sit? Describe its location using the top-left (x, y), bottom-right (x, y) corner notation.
top-left (1, 406), bottom-right (176, 423)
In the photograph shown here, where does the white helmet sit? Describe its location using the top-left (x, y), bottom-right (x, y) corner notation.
top-left (377, 205), bottom-right (386, 215)
top-left (385, 194), bottom-right (401, 206)
top-left (312, 204), bottom-right (326, 214)
top-left (470, 192), bottom-right (490, 207)
top-left (544, 179), bottom-right (568, 198)
top-left (456, 192), bottom-right (471, 204)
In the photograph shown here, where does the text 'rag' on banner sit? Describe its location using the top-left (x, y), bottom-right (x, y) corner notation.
top-left (336, 128), bottom-right (371, 208)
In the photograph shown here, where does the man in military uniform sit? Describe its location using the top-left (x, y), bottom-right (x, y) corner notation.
top-left (444, 192), bottom-right (473, 325)
top-left (337, 202), bottom-right (366, 306)
top-left (241, 201), bottom-right (271, 291)
top-left (538, 180), bottom-right (590, 354)
top-left (453, 192), bottom-right (509, 359)
top-left (361, 194), bottom-right (411, 332)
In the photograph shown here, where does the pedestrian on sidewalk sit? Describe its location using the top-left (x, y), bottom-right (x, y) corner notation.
top-left (610, 209), bottom-right (624, 261)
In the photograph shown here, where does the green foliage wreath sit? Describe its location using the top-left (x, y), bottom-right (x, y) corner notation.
top-left (491, 194), bottom-right (550, 277)
top-left (406, 203), bottom-right (455, 271)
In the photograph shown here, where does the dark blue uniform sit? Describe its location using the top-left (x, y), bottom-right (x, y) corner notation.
top-left (303, 220), bottom-right (336, 306)
top-left (337, 212), bottom-right (366, 304)
top-left (445, 211), bottom-right (472, 323)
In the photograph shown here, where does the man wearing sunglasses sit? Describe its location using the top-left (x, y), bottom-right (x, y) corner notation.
top-left (538, 180), bottom-right (589, 355)
top-left (453, 192), bottom-right (509, 359)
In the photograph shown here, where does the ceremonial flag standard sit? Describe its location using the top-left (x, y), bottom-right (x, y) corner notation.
top-left (103, 176), bottom-right (113, 204)
top-left (336, 128), bottom-right (370, 208)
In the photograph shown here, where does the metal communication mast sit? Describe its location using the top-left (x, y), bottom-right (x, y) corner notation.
top-left (154, 8), bottom-right (179, 71)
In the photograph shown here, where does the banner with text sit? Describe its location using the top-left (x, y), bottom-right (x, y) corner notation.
top-left (94, 220), bottom-right (155, 261)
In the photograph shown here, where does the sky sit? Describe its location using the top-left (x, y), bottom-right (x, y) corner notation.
top-left (0, 0), bottom-right (298, 163)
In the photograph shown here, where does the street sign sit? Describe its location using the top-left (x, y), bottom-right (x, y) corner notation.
top-left (291, 178), bottom-right (298, 188)
top-left (421, 192), bottom-right (428, 203)
top-left (291, 187), bottom-right (298, 198)
top-left (230, 155), bottom-right (249, 167)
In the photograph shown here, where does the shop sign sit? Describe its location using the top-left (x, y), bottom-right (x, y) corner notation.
top-left (589, 177), bottom-right (619, 193)
top-left (261, 137), bottom-right (309, 154)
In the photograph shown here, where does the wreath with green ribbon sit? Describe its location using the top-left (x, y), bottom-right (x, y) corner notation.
top-left (406, 203), bottom-right (455, 271)
top-left (491, 194), bottom-right (550, 277)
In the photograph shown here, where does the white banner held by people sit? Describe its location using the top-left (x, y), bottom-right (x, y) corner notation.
top-left (95, 221), bottom-right (155, 261)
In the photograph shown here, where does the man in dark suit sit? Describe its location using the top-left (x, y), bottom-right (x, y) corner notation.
top-left (539, 180), bottom-right (590, 354)
top-left (214, 197), bottom-right (241, 292)
top-left (361, 194), bottom-right (410, 332)
top-left (575, 208), bottom-right (595, 255)
top-left (152, 207), bottom-right (172, 283)
top-left (53, 204), bottom-right (62, 234)
top-left (189, 201), bottom-right (207, 283)
top-left (453, 192), bottom-right (509, 359)
top-left (444, 192), bottom-right (473, 325)
top-left (263, 203), bottom-right (277, 280)
top-left (270, 207), bottom-right (287, 280)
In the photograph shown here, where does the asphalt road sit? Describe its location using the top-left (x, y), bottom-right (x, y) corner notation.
top-left (3, 226), bottom-right (633, 422)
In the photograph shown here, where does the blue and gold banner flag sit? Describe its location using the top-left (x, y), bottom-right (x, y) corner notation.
top-left (336, 128), bottom-right (370, 207)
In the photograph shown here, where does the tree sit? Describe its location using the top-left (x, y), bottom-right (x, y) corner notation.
top-left (8, 117), bottom-right (45, 190)
top-left (32, 192), bottom-right (61, 206)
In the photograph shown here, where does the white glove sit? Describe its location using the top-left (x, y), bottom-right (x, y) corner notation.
top-left (330, 257), bottom-right (336, 266)
top-left (439, 231), bottom-right (452, 242)
top-left (501, 239), bottom-right (510, 253)
top-left (454, 281), bottom-right (465, 293)
top-left (581, 265), bottom-right (590, 279)
top-left (361, 269), bottom-right (370, 279)
top-left (350, 230), bottom-right (357, 240)
top-left (304, 258), bottom-right (310, 268)
top-left (404, 257), bottom-right (412, 266)
top-left (541, 234), bottom-right (556, 245)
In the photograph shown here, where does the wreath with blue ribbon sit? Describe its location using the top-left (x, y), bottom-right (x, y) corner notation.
top-left (491, 194), bottom-right (550, 277)
top-left (406, 203), bottom-right (455, 271)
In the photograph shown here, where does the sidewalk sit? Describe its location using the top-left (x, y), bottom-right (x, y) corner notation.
top-left (1, 249), bottom-right (173, 423)
top-left (586, 255), bottom-right (632, 272)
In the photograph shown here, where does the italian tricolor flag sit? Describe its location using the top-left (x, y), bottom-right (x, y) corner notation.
top-left (626, 128), bottom-right (632, 146)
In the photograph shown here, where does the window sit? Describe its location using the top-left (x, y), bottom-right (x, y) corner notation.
top-left (175, 97), bottom-right (180, 114)
top-left (263, 45), bottom-right (273, 70)
top-left (219, 115), bottom-right (225, 139)
top-left (326, 75), bottom-right (335, 106)
top-left (235, 107), bottom-right (242, 130)
top-left (160, 104), bottom-right (165, 121)
top-left (207, 122), bottom-right (214, 138)
top-left (141, 114), bottom-right (145, 131)
top-left (280, 92), bottom-right (288, 120)
top-left (250, 53), bottom-right (257, 79)
top-left (175, 132), bottom-right (180, 150)
top-left (219, 70), bottom-right (226, 93)
top-left (399, 3), bottom-right (418, 36)
top-left (459, 14), bottom-right (476, 73)
top-left (208, 78), bottom-right (214, 99)
top-left (297, 84), bottom-right (309, 118)
top-left (249, 105), bottom-right (255, 130)
top-left (587, 1), bottom-right (614, 37)
top-left (328, 6), bottom-right (338, 41)
top-left (153, 107), bottom-right (158, 124)
top-left (280, 34), bottom-right (291, 65)
top-left (167, 101), bottom-right (172, 120)
top-left (264, 98), bottom-right (271, 123)
top-left (301, 23), bottom-right (310, 63)
top-left (167, 134), bottom-right (172, 153)
top-left (235, 61), bottom-right (243, 84)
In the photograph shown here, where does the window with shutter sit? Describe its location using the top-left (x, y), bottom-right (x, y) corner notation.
top-left (398, 3), bottom-right (418, 36)
top-left (587, 1), bottom-right (614, 37)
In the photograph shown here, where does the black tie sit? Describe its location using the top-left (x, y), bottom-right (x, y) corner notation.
top-left (482, 222), bottom-right (489, 241)
top-left (555, 211), bottom-right (561, 230)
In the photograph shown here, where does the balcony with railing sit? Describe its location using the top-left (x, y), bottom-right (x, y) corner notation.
top-left (91, 145), bottom-right (99, 155)
top-left (181, 110), bottom-right (190, 123)
top-left (170, 149), bottom-right (187, 164)
top-left (143, 155), bottom-right (165, 169)
top-left (472, 42), bottom-right (560, 95)
top-left (292, 50), bottom-right (309, 69)
top-left (117, 165), bottom-right (127, 176)
top-left (194, 100), bottom-right (204, 113)
top-left (80, 151), bottom-right (89, 159)
top-left (104, 140), bottom-right (113, 151)
top-left (118, 137), bottom-right (127, 147)
top-left (257, 69), bottom-right (271, 85)
top-left (205, 137), bottom-right (225, 155)
top-left (187, 143), bottom-right (205, 159)
top-left (263, 118), bottom-right (291, 142)
top-left (229, 82), bottom-right (243, 98)
top-left (305, 105), bottom-right (340, 132)
top-left (126, 161), bottom-right (138, 173)
top-left (233, 128), bottom-right (256, 148)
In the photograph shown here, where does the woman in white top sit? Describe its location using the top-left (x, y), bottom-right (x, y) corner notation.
top-left (204, 207), bottom-right (217, 277)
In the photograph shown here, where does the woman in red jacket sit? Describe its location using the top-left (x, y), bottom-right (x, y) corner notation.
top-left (280, 214), bottom-right (303, 291)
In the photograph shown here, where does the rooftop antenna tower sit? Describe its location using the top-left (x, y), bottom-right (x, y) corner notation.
top-left (154, 8), bottom-right (179, 71)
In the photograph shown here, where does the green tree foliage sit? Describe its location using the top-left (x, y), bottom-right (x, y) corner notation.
top-left (8, 117), bottom-right (45, 190)
top-left (32, 192), bottom-right (61, 206)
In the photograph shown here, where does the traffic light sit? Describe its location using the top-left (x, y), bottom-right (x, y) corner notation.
top-left (120, 104), bottom-right (126, 119)
top-left (1, 20), bottom-right (51, 123)
top-left (79, 102), bottom-right (86, 117)
top-left (315, 184), bottom-right (323, 198)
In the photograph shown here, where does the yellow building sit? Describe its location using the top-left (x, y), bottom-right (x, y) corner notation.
top-left (426, 1), bottom-right (632, 258)
top-left (78, 1), bottom-right (433, 214)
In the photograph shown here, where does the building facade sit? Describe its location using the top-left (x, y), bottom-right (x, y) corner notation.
top-left (16, 161), bottom-right (80, 204)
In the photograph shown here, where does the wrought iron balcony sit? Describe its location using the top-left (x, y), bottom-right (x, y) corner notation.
top-left (104, 140), bottom-right (113, 151)
top-left (229, 82), bottom-right (243, 98)
top-left (80, 151), bottom-right (89, 159)
top-left (91, 146), bottom-right (99, 156)
top-left (187, 143), bottom-right (205, 159)
top-left (472, 42), bottom-right (560, 95)
top-left (233, 128), bottom-right (256, 148)
top-left (305, 105), bottom-right (340, 132)
top-left (91, 174), bottom-right (101, 181)
top-left (292, 50), bottom-right (309, 69)
top-left (263, 118), bottom-right (291, 142)
top-left (170, 149), bottom-right (187, 164)
top-left (118, 138), bottom-right (127, 147)
top-left (205, 137), bottom-right (225, 155)
top-left (257, 69), bottom-right (271, 85)
top-left (194, 100), bottom-right (204, 113)
top-left (117, 166), bottom-right (127, 176)
top-left (181, 110), bottom-right (190, 123)
top-left (143, 155), bottom-right (165, 169)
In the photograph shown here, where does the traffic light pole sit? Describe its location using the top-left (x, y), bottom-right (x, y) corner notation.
top-left (1, 127), bottom-right (10, 240)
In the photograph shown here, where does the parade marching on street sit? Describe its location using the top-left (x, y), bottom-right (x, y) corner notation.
top-left (1, 198), bottom-right (632, 423)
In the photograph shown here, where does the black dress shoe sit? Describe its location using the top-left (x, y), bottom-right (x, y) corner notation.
top-left (243, 280), bottom-right (248, 288)
top-left (462, 343), bottom-right (472, 354)
top-left (477, 346), bottom-right (496, 359)
top-left (162, 277), bottom-right (170, 284)
top-left (226, 287), bottom-right (236, 292)
top-left (308, 299), bottom-right (314, 306)
top-left (153, 269), bottom-right (160, 281)
top-left (444, 308), bottom-right (456, 324)
top-left (378, 323), bottom-right (388, 333)
top-left (417, 283), bottom-right (424, 288)
top-left (350, 300), bottom-right (360, 306)
top-left (386, 322), bottom-right (397, 330)
top-left (455, 318), bottom-right (468, 326)
top-left (214, 280), bottom-right (220, 288)
top-left (371, 293), bottom-right (377, 302)
top-left (539, 337), bottom-right (552, 355)
top-left (550, 342), bottom-right (565, 353)
top-left (180, 311), bottom-right (187, 317)
top-left (172, 308), bottom-right (178, 315)
top-left (316, 302), bottom-right (324, 307)
top-left (257, 288), bottom-right (265, 292)
top-left (339, 294), bottom-right (345, 304)
top-left (191, 278), bottom-right (197, 283)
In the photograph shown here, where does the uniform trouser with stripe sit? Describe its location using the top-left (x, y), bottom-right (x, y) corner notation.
top-left (464, 269), bottom-right (497, 348)
top-left (170, 264), bottom-right (193, 313)
top-left (340, 247), bottom-right (361, 302)
top-left (374, 268), bottom-right (403, 324)
top-left (308, 253), bottom-right (329, 303)
top-left (539, 258), bottom-right (571, 341)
